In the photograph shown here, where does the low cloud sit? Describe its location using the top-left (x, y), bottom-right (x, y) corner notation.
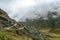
top-left (0, 0), bottom-right (60, 22)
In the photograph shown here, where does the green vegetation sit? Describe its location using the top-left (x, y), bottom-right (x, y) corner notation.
top-left (0, 30), bottom-right (33, 40)
top-left (0, 16), bottom-right (14, 27)
top-left (0, 30), bottom-right (19, 40)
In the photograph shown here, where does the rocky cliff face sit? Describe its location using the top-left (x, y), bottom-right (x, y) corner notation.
top-left (0, 9), bottom-right (9, 17)
top-left (0, 9), bottom-right (21, 29)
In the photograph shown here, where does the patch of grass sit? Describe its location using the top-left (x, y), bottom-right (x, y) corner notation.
top-left (0, 30), bottom-right (19, 40)
top-left (0, 30), bottom-right (33, 40)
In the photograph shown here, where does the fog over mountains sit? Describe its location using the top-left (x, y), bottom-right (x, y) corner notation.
top-left (0, 0), bottom-right (60, 22)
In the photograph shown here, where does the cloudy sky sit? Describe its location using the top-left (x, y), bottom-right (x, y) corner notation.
top-left (0, 0), bottom-right (60, 22)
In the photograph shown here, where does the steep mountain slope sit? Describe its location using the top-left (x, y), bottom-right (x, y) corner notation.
top-left (0, 9), bottom-right (21, 29)
top-left (0, 8), bottom-right (60, 40)
top-left (0, 8), bottom-right (33, 40)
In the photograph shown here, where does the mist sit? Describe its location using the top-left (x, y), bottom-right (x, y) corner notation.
top-left (0, 0), bottom-right (60, 22)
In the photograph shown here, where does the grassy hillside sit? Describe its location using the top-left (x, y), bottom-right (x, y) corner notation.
top-left (0, 30), bottom-right (33, 40)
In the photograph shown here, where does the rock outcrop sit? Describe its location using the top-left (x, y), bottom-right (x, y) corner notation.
top-left (0, 9), bottom-right (21, 29)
